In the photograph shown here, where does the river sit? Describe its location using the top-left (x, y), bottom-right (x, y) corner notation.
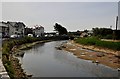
top-left (17, 41), bottom-right (118, 77)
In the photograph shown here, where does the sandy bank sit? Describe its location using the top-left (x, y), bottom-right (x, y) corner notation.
top-left (62, 40), bottom-right (120, 69)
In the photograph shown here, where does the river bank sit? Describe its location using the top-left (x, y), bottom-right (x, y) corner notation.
top-left (9, 40), bottom-right (52, 78)
top-left (2, 37), bottom-right (52, 78)
top-left (12, 40), bottom-right (51, 54)
top-left (61, 40), bottom-right (120, 69)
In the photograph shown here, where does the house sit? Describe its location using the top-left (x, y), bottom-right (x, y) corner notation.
top-left (0, 22), bottom-right (9, 37)
top-left (80, 32), bottom-right (88, 37)
top-left (33, 25), bottom-right (44, 37)
top-left (80, 30), bottom-right (93, 37)
top-left (7, 21), bottom-right (25, 37)
top-left (24, 27), bottom-right (34, 35)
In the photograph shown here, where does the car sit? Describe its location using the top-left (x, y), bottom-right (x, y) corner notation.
top-left (10, 34), bottom-right (18, 38)
top-left (28, 34), bottom-right (33, 37)
top-left (36, 35), bottom-right (40, 37)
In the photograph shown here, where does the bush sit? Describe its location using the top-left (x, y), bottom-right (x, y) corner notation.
top-left (103, 34), bottom-right (112, 39)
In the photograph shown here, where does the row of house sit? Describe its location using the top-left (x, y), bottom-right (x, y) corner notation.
top-left (0, 21), bottom-right (44, 38)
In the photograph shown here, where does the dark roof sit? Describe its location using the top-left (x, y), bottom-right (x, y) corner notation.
top-left (0, 22), bottom-right (8, 27)
top-left (7, 21), bottom-right (25, 28)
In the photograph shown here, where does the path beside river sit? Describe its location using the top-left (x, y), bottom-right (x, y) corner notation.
top-left (62, 40), bottom-right (120, 69)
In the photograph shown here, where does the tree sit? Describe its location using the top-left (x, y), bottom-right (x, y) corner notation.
top-left (92, 27), bottom-right (113, 39)
top-left (54, 23), bottom-right (68, 35)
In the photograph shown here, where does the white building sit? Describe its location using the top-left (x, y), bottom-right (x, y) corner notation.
top-left (7, 21), bottom-right (25, 37)
top-left (34, 25), bottom-right (44, 37)
top-left (0, 22), bottom-right (9, 37)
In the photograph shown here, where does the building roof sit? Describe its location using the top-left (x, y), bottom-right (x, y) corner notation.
top-left (0, 22), bottom-right (8, 27)
top-left (17, 22), bottom-right (26, 27)
top-left (34, 25), bottom-right (44, 30)
top-left (7, 21), bottom-right (25, 28)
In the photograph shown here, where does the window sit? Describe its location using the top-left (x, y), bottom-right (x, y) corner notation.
top-left (16, 28), bottom-right (18, 31)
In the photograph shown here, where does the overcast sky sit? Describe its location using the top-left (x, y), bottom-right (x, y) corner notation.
top-left (1, 0), bottom-right (120, 2)
top-left (1, 2), bottom-right (118, 32)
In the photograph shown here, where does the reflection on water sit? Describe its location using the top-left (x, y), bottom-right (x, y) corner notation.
top-left (17, 41), bottom-right (118, 77)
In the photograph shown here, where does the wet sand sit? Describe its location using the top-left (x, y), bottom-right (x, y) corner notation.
top-left (62, 40), bottom-right (120, 69)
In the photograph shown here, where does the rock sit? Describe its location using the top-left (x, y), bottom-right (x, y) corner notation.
top-left (92, 60), bottom-right (96, 63)
top-left (81, 55), bottom-right (86, 56)
top-left (15, 51), bottom-right (25, 57)
top-left (61, 45), bottom-right (66, 48)
top-left (26, 73), bottom-right (33, 77)
top-left (73, 53), bottom-right (76, 55)
top-left (81, 52), bottom-right (86, 55)
top-left (95, 60), bottom-right (99, 63)
top-left (77, 56), bottom-right (81, 58)
top-left (117, 68), bottom-right (120, 71)
top-left (92, 60), bottom-right (99, 64)
top-left (96, 53), bottom-right (105, 57)
top-left (69, 49), bottom-right (76, 51)
top-left (55, 47), bottom-right (62, 50)
top-left (115, 55), bottom-right (120, 58)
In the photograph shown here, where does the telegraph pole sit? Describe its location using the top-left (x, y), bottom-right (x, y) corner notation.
top-left (116, 16), bottom-right (118, 31)
top-left (113, 16), bottom-right (118, 40)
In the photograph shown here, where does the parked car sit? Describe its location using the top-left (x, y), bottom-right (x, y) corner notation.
top-left (10, 34), bottom-right (18, 38)
top-left (28, 34), bottom-right (33, 37)
top-left (36, 35), bottom-right (40, 37)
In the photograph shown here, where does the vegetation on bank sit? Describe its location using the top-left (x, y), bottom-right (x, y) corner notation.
top-left (92, 27), bottom-right (120, 40)
top-left (74, 37), bottom-right (120, 51)
top-left (2, 37), bottom-right (41, 78)
top-left (2, 37), bottom-right (48, 78)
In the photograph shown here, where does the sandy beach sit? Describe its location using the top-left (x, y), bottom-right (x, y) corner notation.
top-left (62, 40), bottom-right (120, 69)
